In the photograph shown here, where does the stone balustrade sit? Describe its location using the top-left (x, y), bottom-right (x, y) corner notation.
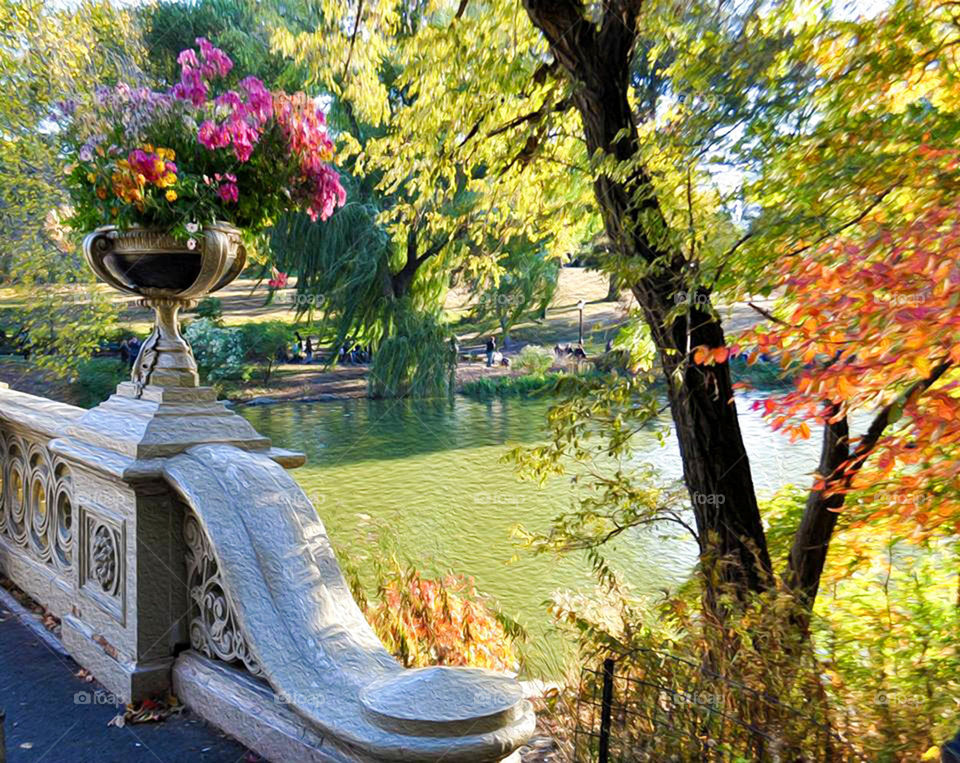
top-left (0, 380), bottom-right (534, 761)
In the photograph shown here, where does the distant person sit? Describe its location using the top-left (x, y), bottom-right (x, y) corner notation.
top-left (119, 338), bottom-right (130, 366)
top-left (605, 339), bottom-right (613, 353)
top-left (305, 337), bottom-right (313, 363)
top-left (485, 336), bottom-right (496, 367)
top-left (450, 335), bottom-right (460, 363)
top-left (572, 344), bottom-right (587, 360)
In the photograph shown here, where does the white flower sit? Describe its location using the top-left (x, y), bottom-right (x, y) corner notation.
top-left (187, 238), bottom-right (197, 250)
top-left (185, 222), bottom-right (199, 233)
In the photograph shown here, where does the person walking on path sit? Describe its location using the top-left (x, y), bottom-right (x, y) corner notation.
top-left (485, 336), bottom-right (496, 367)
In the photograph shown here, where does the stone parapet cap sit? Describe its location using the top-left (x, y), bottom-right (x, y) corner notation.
top-left (0, 385), bottom-right (84, 439)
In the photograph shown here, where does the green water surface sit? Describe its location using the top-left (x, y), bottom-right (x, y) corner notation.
top-left (240, 395), bottom-right (816, 677)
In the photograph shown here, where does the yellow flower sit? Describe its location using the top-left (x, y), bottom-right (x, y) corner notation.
top-left (166, 148), bottom-right (175, 161)
top-left (154, 158), bottom-right (165, 175)
top-left (86, 172), bottom-right (96, 183)
top-left (165, 189), bottom-right (177, 202)
top-left (144, 143), bottom-right (154, 153)
top-left (162, 172), bottom-right (176, 186)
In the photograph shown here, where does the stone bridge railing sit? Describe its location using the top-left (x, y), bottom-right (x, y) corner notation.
top-left (0, 379), bottom-right (533, 762)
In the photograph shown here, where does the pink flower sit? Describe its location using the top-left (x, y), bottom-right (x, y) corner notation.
top-left (240, 76), bottom-right (273, 123)
top-left (215, 90), bottom-right (244, 111)
top-left (217, 181), bottom-right (239, 203)
top-left (171, 66), bottom-right (207, 106)
top-left (198, 120), bottom-right (229, 150)
top-left (177, 49), bottom-right (199, 69)
top-left (267, 269), bottom-right (289, 289)
top-left (197, 37), bottom-right (232, 78)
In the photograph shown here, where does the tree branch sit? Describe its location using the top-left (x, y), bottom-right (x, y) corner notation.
top-left (843, 359), bottom-right (952, 482)
top-left (747, 301), bottom-right (793, 327)
top-left (784, 181), bottom-right (901, 258)
top-left (341, 0), bottom-right (365, 83)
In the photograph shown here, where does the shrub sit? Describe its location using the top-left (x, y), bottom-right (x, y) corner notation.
top-left (512, 344), bottom-right (555, 375)
top-left (238, 320), bottom-right (292, 383)
top-left (361, 560), bottom-right (521, 672)
top-left (460, 372), bottom-right (560, 398)
top-left (184, 318), bottom-right (245, 381)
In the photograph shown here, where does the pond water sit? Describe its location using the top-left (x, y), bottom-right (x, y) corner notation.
top-left (240, 394), bottom-right (821, 678)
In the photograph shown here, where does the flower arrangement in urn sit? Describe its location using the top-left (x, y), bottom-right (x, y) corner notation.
top-left (65, 37), bottom-right (345, 242)
top-left (63, 38), bottom-right (345, 391)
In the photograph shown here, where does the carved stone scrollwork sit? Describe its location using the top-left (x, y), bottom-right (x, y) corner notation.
top-left (52, 463), bottom-right (73, 569)
top-left (0, 427), bottom-right (74, 572)
top-left (5, 438), bottom-right (27, 548)
top-left (184, 514), bottom-right (262, 677)
top-left (91, 525), bottom-right (119, 594)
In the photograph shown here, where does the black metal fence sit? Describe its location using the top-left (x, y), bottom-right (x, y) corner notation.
top-left (573, 649), bottom-right (864, 762)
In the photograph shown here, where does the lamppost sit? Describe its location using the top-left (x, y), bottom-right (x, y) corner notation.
top-left (577, 299), bottom-right (586, 346)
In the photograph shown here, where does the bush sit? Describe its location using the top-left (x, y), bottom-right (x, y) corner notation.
top-left (342, 553), bottom-right (522, 672)
top-left (512, 344), bottom-right (555, 375)
top-left (460, 372), bottom-right (560, 398)
top-left (184, 318), bottom-right (245, 382)
top-left (238, 321), bottom-right (292, 383)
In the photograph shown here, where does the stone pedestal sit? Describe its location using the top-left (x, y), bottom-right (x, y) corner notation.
top-left (42, 380), bottom-right (296, 703)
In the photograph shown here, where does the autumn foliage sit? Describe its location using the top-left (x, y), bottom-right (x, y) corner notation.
top-left (354, 559), bottom-right (520, 672)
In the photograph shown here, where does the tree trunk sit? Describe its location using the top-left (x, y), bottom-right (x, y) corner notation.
top-left (523, 1), bottom-right (772, 609)
top-left (784, 409), bottom-right (849, 624)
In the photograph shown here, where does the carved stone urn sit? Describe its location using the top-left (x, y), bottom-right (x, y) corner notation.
top-left (83, 223), bottom-right (246, 393)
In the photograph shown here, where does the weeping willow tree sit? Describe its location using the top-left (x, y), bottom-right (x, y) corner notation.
top-left (266, 0), bottom-right (602, 398)
top-left (367, 302), bottom-right (455, 398)
top-left (270, 173), bottom-right (466, 398)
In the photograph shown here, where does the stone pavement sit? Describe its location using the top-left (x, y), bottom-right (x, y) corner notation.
top-left (0, 594), bottom-right (250, 763)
